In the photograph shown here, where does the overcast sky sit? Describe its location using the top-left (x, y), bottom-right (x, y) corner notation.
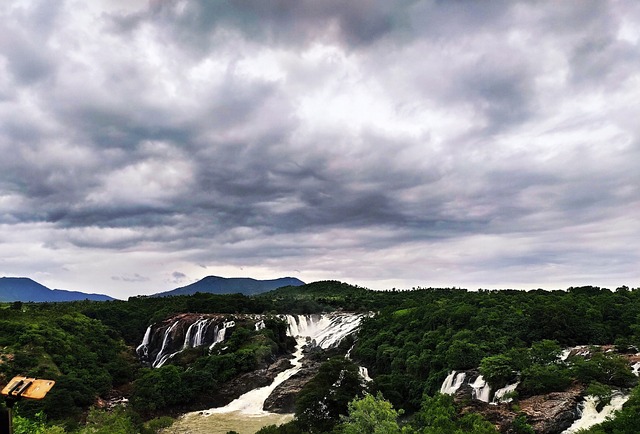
top-left (1, 0), bottom-right (639, 298)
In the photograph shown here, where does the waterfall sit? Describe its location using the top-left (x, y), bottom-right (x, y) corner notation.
top-left (440, 371), bottom-right (516, 404)
top-left (470, 375), bottom-right (490, 402)
top-left (209, 321), bottom-right (235, 351)
top-left (139, 314), bottom-right (363, 369)
top-left (492, 382), bottom-right (519, 404)
top-left (161, 312), bottom-right (364, 434)
top-left (183, 317), bottom-right (212, 349)
top-left (201, 312), bottom-right (363, 416)
top-left (153, 320), bottom-right (181, 368)
top-left (205, 336), bottom-right (308, 415)
top-left (136, 325), bottom-right (152, 358)
top-left (561, 393), bottom-right (629, 433)
top-left (359, 366), bottom-right (373, 382)
top-left (632, 361), bottom-right (640, 376)
top-left (559, 348), bottom-right (572, 361)
top-left (283, 313), bottom-right (363, 349)
top-left (440, 371), bottom-right (466, 394)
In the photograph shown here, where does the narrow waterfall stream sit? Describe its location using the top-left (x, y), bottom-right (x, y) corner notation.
top-left (162, 313), bottom-right (364, 434)
top-left (205, 337), bottom-right (307, 415)
top-left (164, 338), bottom-right (307, 434)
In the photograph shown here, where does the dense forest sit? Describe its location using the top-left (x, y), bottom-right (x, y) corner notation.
top-left (1, 282), bottom-right (640, 433)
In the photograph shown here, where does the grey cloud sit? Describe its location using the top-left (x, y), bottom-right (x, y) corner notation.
top-left (1, 0), bottom-right (639, 296)
top-left (140, 0), bottom-right (403, 50)
top-left (569, 36), bottom-right (640, 88)
top-left (170, 271), bottom-right (188, 284)
top-left (112, 273), bottom-right (150, 282)
top-left (0, 1), bottom-right (60, 85)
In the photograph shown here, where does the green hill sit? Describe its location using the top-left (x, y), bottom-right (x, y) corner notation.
top-left (0, 277), bottom-right (113, 302)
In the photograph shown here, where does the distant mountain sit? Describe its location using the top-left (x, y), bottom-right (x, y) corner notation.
top-left (153, 276), bottom-right (305, 297)
top-left (0, 277), bottom-right (114, 302)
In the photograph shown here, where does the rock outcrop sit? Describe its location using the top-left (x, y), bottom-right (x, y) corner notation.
top-left (137, 313), bottom-right (254, 368)
top-left (263, 357), bottom-right (322, 413)
top-left (216, 357), bottom-right (294, 405)
top-left (519, 385), bottom-right (584, 434)
top-left (455, 381), bottom-right (584, 434)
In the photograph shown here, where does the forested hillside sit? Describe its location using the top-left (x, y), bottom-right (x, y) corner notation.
top-left (1, 282), bottom-right (639, 433)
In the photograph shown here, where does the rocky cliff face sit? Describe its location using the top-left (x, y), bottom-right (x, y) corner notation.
top-left (263, 352), bottom-right (323, 413)
top-left (137, 312), bottom-right (366, 369)
top-left (214, 357), bottom-right (295, 407)
top-left (135, 312), bottom-right (367, 415)
top-left (443, 345), bottom-right (640, 434)
top-left (137, 313), bottom-right (263, 367)
top-left (519, 385), bottom-right (583, 434)
top-left (456, 383), bottom-right (584, 434)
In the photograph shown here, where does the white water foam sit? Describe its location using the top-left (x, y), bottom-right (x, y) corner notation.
top-left (136, 325), bottom-right (152, 357)
top-left (440, 371), bottom-right (466, 394)
top-left (561, 394), bottom-right (629, 433)
top-left (203, 313), bottom-right (363, 416)
top-left (205, 336), bottom-right (307, 415)
top-left (492, 382), bottom-right (519, 404)
top-left (470, 375), bottom-right (491, 402)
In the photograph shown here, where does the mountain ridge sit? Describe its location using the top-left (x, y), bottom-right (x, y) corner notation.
top-left (153, 275), bottom-right (305, 297)
top-left (0, 277), bottom-right (114, 302)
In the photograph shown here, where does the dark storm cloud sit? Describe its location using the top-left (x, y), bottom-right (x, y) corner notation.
top-left (0, 1), bottom-right (60, 85)
top-left (139, 0), bottom-right (402, 49)
top-left (1, 0), bottom-right (639, 296)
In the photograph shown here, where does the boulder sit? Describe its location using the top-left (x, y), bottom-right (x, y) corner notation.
top-left (519, 384), bottom-right (584, 434)
top-left (263, 358), bottom-right (322, 413)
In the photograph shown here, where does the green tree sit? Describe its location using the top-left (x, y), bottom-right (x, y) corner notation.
top-left (529, 340), bottom-right (562, 365)
top-left (295, 357), bottom-right (364, 433)
top-left (339, 393), bottom-right (402, 434)
top-left (479, 355), bottom-right (517, 389)
top-left (77, 407), bottom-right (137, 434)
top-left (445, 340), bottom-right (485, 370)
top-left (413, 393), bottom-right (498, 434)
top-left (520, 364), bottom-right (572, 396)
top-left (11, 411), bottom-right (66, 434)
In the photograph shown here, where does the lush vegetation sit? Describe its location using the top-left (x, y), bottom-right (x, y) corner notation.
top-left (131, 316), bottom-right (293, 415)
top-left (579, 385), bottom-right (640, 433)
top-left (1, 282), bottom-right (640, 433)
top-left (352, 286), bottom-right (640, 411)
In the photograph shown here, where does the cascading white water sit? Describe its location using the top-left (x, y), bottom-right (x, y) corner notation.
top-left (136, 325), bottom-right (152, 357)
top-left (440, 371), bottom-right (466, 394)
top-left (164, 312), bottom-right (364, 433)
top-left (561, 394), bottom-right (629, 433)
top-left (155, 318), bottom-right (235, 368)
top-left (440, 371), bottom-right (516, 404)
top-left (470, 375), bottom-right (490, 402)
top-left (632, 361), bottom-right (640, 376)
top-left (359, 366), bottom-right (373, 382)
top-left (209, 321), bottom-right (235, 351)
top-left (559, 348), bottom-right (572, 361)
top-left (204, 313), bottom-right (364, 416)
top-left (206, 337), bottom-right (308, 415)
top-left (492, 382), bottom-right (519, 404)
top-left (154, 321), bottom-right (181, 368)
top-left (184, 318), bottom-right (211, 349)
top-left (283, 313), bottom-right (363, 349)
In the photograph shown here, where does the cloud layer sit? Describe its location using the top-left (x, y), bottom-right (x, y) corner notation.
top-left (1, 0), bottom-right (639, 297)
